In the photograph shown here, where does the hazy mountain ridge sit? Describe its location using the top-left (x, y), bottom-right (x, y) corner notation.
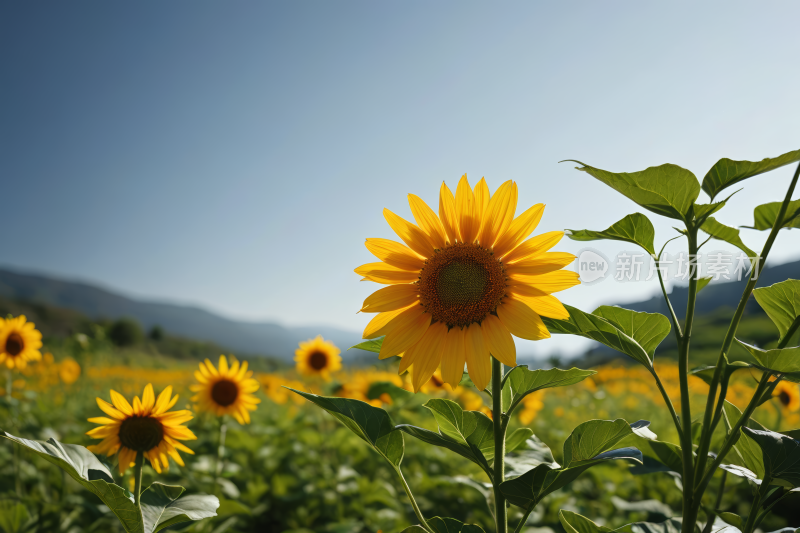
top-left (0, 267), bottom-right (362, 361)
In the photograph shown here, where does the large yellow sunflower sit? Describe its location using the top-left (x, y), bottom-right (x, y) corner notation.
top-left (0, 315), bottom-right (43, 370)
top-left (295, 336), bottom-right (342, 380)
top-left (87, 384), bottom-right (196, 475)
top-left (774, 380), bottom-right (800, 412)
top-left (357, 175), bottom-right (578, 392)
top-left (191, 355), bottom-right (261, 424)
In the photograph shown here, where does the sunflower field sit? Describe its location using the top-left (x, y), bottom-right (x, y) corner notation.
top-left (2, 151), bottom-right (800, 533)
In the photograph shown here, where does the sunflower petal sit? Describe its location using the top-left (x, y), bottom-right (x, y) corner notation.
top-left (478, 180), bottom-right (515, 248)
top-left (474, 177), bottom-right (490, 225)
top-left (439, 182), bottom-right (460, 244)
top-left (456, 175), bottom-right (478, 243)
top-left (508, 270), bottom-right (580, 293)
top-left (355, 262), bottom-right (420, 284)
top-left (365, 238), bottom-right (425, 271)
top-left (408, 194), bottom-right (447, 249)
top-left (440, 326), bottom-right (466, 388)
top-left (482, 314), bottom-right (516, 367)
top-left (384, 208), bottom-right (435, 258)
top-left (505, 252), bottom-right (576, 277)
top-left (503, 231), bottom-right (565, 264)
top-left (496, 297), bottom-right (551, 340)
top-left (362, 303), bottom-right (418, 339)
top-left (109, 390), bottom-right (133, 416)
top-left (141, 384), bottom-right (155, 413)
top-left (493, 203), bottom-right (545, 257)
top-left (379, 311), bottom-right (432, 360)
top-left (404, 322), bottom-right (447, 392)
top-left (515, 293), bottom-right (570, 320)
top-left (360, 284), bottom-right (419, 313)
top-left (464, 323), bottom-right (491, 391)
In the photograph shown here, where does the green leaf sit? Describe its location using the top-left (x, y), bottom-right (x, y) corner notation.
top-left (722, 401), bottom-right (766, 480)
top-left (1, 431), bottom-right (143, 532)
top-left (500, 419), bottom-right (642, 510)
top-left (141, 483), bottom-right (219, 533)
top-left (348, 338), bottom-right (383, 353)
top-left (702, 149), bottom-right (800, 200)
top-left (735, 339), bottom-right (800, 374)
top-left (696, 276), bottom-right (713, 293)
top-left (742, 427), bottom-right (800, 486)
top-left (564, 160), bottom-right (701, 221)
top-left (366, 381), bottom-right (414, 403)
top-left (0, 501), bottom-right (30, 533)
top-left (593, 306), bottom-right (672, 359)
top-left (753, 279), bottom-right (800, 343)
top-left (400, 528), bottom-right (428, 533)
top-left (396, 399), bottom-right (494, 476)
top-left (700, 217), bottom-right (756, 258)
top-left (622, 435), bottom-right (683, 475)
top-left (542, 305), bottom-right (655, 369)
top-left (498, 366), bottom-right (596, 415)
top-left (566, 213), bottom-right (656, 255)
top-left (427, 517), bottom-right (486, 533)
top-left (559, 510), bottom-right (616, 533)
top-left (505, 428), bottom-right (534, 453)
top-left (505, 435), bottom-right (559, 478)
top-left (289, 390), bottom-right (404, 466)
top-left (746, 198), bottom-right (800, 231)
top-left (716, 512), bottom-right (745, 529)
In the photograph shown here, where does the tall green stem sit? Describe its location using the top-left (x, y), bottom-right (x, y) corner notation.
top-left (133, 452), bottom-right (145, 507)
top-left (694, 161), bottom-right (800, 499)
top-left (700, 470), bottom-right (727, 533)
top-left (679, 229), bottom-right (700, 533)
top-left (492, 356), bottom-right (507, 533)
top-left (742, 482), bottom-right (771, 533)
top-left (212, 416), bottom-right (227, 495)
top-left (394, 466), bottom-right (436, 533)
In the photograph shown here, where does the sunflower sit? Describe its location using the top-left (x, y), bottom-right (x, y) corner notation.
top-left (357, 175), bottom-right (578, 392)
top-left (295, 336), bottom-right (342, 380)
top-left (0, 315), bottom-right (43, 369)
top-left (87, 384), bottom-right (196, 475)
top-left (773, 380), bottom-right (800, 412)
top-left (191, 355), bottom-right (261, 424)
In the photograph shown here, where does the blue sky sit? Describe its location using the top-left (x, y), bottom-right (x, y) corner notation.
top-left (2, 2), bottom-right (800, 358)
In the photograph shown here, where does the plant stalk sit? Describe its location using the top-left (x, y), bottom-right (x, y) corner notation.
top-left (700, 470), bottom-right (726, 533)
top-left (394, 466), bottom-right (436, 533)
top-left (492, 356), bottom-right (508, 533)
top-left (694, 161), bottom-right (800, 498)
top-left (133, 452), bottom-right (145, 507)
top-left (212, 416), bottom-right (227, 495)
top-left (742, 482), bottom-right (771, 533)
top-left (679, 229), bottom-right (700, 533)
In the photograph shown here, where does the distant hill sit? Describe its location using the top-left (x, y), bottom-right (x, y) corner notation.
top-left (0, 267), bottom-right (362, 361)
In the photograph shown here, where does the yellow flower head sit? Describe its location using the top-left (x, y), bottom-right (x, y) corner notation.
top-left (294, 336), bottom-right (342, 380)
top-left (190, 355), bottom-right (261, 424)
top-left (58, 358), bottom-right (81, 384)
top-left (87, 384), bottom-right (196, 475)
top-left (774, 380), bottom-right (800, 412)
top-left (0, 315), bottom-right (43, 370)
top-left (357, 176), bottom-right (578, 392)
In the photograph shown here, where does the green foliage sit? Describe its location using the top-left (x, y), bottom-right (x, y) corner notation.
top-left (563, 161), bottom-right (700, 221)
top-left (107, 318), bottom-right (144, 347)
top-left (735, 340), bottom-right (800, 374)
top-left (0, 432), bottom-right (218, 533)
top-left (746, 198), bottom-right (800, 230)
top-left (349, 338), bottom-right (384, 354)
top-left (543, 305), bottom-right (670, 370)
top-left (567, 213), bottom-right (656, 255)
top-left (289, 390), bottom-right (404, 466)
top-left (701, 149), bottom-right (800, 200)
top-left (700, 216), bottom-right (756, 258)
top-left (753, 279), bottom-right (800, 343)
top-left (498, 366), bottom-right (596, 415)
top-left (0, 501), bottom-right (31, 533)
top-left (742, 427), bottom-right (800, 486)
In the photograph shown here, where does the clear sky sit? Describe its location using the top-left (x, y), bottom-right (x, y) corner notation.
top-left (2, 2), bottom-right (800, 358)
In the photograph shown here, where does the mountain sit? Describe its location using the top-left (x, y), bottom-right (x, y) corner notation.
top-left (0, 267), bottom-right (362, 361)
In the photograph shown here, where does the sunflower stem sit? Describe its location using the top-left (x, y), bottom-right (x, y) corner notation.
top-left (393, 465), bottom-right (436, 533)
top-left (213, 415), bottom-right (227, 495)
top-left (133, 452), bottom-right (144, 507)
top-left (492, 356), bottom-right (508, 533)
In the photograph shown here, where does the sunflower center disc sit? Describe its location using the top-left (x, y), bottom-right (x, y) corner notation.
top-left (308, 351), bottom-right (328, 370)
top-left (211, 379), bottom-right (239, 406)
top-left (418, 243), bottom-right (506, 328)
top-left (119, 416), bottom-right (164, 452)
top-left (5, 333), bottom-right (23, 357)
top-left (780, 390), bottom-right (791, 407)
